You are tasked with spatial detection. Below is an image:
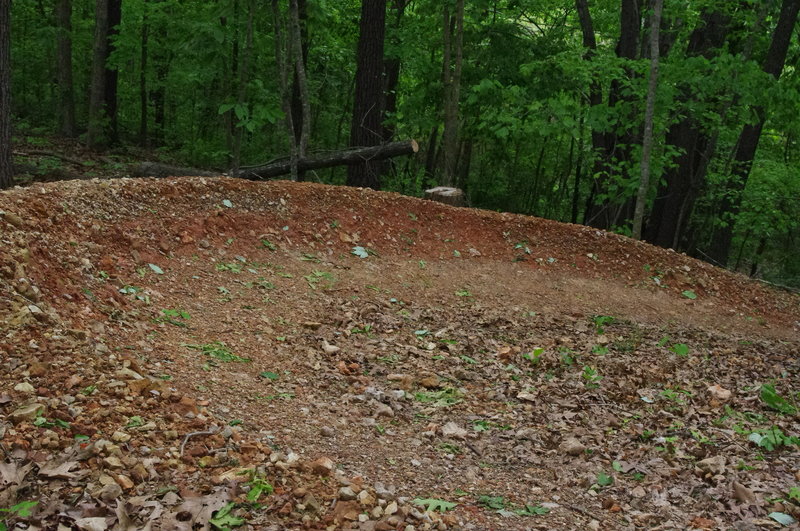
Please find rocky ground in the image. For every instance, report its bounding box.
[1,177,799,530]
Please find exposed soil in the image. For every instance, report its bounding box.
[1,177,798,531]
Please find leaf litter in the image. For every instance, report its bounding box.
[0,177,798,529]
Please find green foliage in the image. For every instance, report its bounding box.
[185,341,251,363]
[748,426,800,451]
[412,498,457,513]
[209,502,245,530]
[760,384,797,415]
[414,388,463,407]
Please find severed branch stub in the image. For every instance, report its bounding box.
[239,139,418,180]
[179,426,220,457]
[424,186,466,207]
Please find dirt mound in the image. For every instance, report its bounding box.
[1,177,798,530]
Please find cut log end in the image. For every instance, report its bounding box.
[424,186,466,207]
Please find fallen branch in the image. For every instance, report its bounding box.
[132,162,220,178]
[179,427,220,457]
[239,139,418,180]
[15,150,92,167]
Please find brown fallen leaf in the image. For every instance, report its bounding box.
[732,481,758,505]
[38,460,82,480]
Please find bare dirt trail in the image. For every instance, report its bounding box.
[1,177,798,530]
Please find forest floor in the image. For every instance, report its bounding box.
[1,175,799,531]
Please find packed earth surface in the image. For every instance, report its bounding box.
[1,176,799,531]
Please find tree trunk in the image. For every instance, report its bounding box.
[632,0,663,240]
[645,10,729,249]
[139,0,148,144]
[382,0,408,143]
[271,0,298,180]
[584,0,640,230]
[346,0,387,189]
[56,0,76,138]
[241,139,418,180]
[231,0,255,178]
[442,0,464,186]
[289,0,308,148]
[707,0,800,266]
[0,0,11,189]
[87,0,110,149]
[105,0,121,142]
[289,0,311,161]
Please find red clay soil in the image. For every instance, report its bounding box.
[0,177,798,530]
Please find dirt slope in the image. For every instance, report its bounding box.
[1,177,798,530]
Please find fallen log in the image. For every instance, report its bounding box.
[239,139,418,180]
[424,186,466,207]
[131,162,220,178]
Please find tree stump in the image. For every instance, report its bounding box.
[424,186,466,207]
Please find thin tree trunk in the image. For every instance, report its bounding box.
[708,0,800,265]
[347,0,387,189]
[632,0,663,240]
[289,0,307,147]
[290,0,311,160]
[231,0,255,178]
[382,0,407,143]
[139,0,149,144]
[424,125,439,180]
[88,0,110,149]
[105,0,121,142]
[645,10,729,249]
[0,0,11,189]
[271,0,298,180]
[584,0,640,229]
[442,0,464,186]
[56,0,76,138]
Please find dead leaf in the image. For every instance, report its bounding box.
[732,481,758,505]
[39,460,82,479]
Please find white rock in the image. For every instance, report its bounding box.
[441,422,468,440]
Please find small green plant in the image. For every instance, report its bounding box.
[33,416,70,429]
[126,416,144,428]
[559,348,576,366]
[592,315,615,334]
[748,426,800,451]
[209,502,245,530]
[300,253,321,262]
[787,486,800,503]
[155,308,191,327]
[412,498,457,513]
[259,371,279,380]
[596,471,614,487]
[240,469,274,503]
[185,342,251,363]
[681,290,697,299]
[592,345,609,355]
[522,347,544,365]
[472,419,510,432]
[414,388,463,407]
[582,366,602,388]
[216,262,243,273]
[455,288,472,297]
[670,343,690,357]
[437,443,463,455]
[0,501,38,530]
[304,270,335,289]
[660,387,691,405]
[476,495,547,517]
[260,239,277,251]
[760,384,797,414]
